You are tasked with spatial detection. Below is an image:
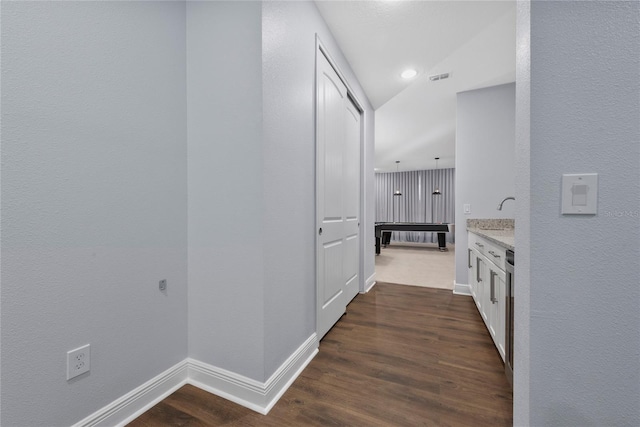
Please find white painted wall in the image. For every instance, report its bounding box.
[1,0,375,422]
[363,113,376,289]
[186,0,374,382]
[187,0,375,383]
[454,83,516,284]
[186,0,266,381]
[516,1,640,425]
[363,109,376,289]
[261,0,375,377]
[0,2,188,425]
[514,1,531,423]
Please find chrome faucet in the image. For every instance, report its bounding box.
[497,196,515,211]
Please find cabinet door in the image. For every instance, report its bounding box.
[476,254,486,318]
[468,248,477,299]
[468,232,507,362]
[487,266,506,361]
[495,268,506,361]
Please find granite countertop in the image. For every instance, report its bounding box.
[467,219,514,251]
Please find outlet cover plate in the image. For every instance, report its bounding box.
[67,344,90,380]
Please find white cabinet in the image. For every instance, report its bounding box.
[467,248,478,302]
[468,232,506,361]
[487,266,506,358]
[477,254,488,321]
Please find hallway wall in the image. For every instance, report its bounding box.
[455,83,516,285]
[1,2,188,425]
[186,0,266,381]
[517,1,640,424]
[261,0,375,377]
[186,0,374,383]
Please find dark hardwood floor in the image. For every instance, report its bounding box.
[128,282,512,426]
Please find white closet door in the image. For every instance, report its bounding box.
[343,97,360,305]
[316,51,361,340]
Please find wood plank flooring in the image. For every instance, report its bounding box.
[128,282,512,426]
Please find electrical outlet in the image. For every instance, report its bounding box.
[67,344,90,380]
[159,279,167,291]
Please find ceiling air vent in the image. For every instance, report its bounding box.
[429,72,450,82]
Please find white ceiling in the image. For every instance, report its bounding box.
[314,0,516,172]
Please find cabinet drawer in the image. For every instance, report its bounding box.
[468,232,505,271]
[484,239,505,271]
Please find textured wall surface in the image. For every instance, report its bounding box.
[186,0,266,381]
[454,83,516,284]
[524,1,640,425]
[261,0,374,379]
[261,0,322,378]
[188,0,375,383]
[363,103,376,288]
[1,1,377,423]
[513,1,531,424]
[1,2,188,425]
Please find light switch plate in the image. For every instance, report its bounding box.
[464,204,471,214]
[561,173,598,215]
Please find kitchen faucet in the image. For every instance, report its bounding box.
[497,196,515,210]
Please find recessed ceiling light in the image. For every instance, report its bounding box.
[401,69,418,79]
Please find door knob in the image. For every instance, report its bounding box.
[318,228,323,235]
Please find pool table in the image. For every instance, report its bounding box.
[375,222,452,255]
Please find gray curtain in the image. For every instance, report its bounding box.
[375,168,455,244]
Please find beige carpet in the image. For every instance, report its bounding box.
[375,242,455,290]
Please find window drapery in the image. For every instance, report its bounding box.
[375,168,455,244]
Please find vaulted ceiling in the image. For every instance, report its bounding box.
[314,0,516,172]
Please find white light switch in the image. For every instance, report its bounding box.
[562,173,598,215]
[464,204,471,214]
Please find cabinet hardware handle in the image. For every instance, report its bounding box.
[475,242,484,248]
[488,250,501,259]
[490,271,497,303]
[318,228,323,235]
[476,257,482,282]
[468,249,472,268]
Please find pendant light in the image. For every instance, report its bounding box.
[392,161,402,223]
[393,161,402,196]
[432,157,442,195]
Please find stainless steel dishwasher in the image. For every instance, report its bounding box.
[505,249,514,388]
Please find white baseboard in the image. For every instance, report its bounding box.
[363,272,376,293]
[189,333,318,415]
[74,334,319,426]
[73,360,189,427]
[453,281,472,296]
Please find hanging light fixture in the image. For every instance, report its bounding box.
[393,161,402,196]
[432,157,442,195]
[392,161,402,223]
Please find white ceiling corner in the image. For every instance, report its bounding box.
[314,0,516,172]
